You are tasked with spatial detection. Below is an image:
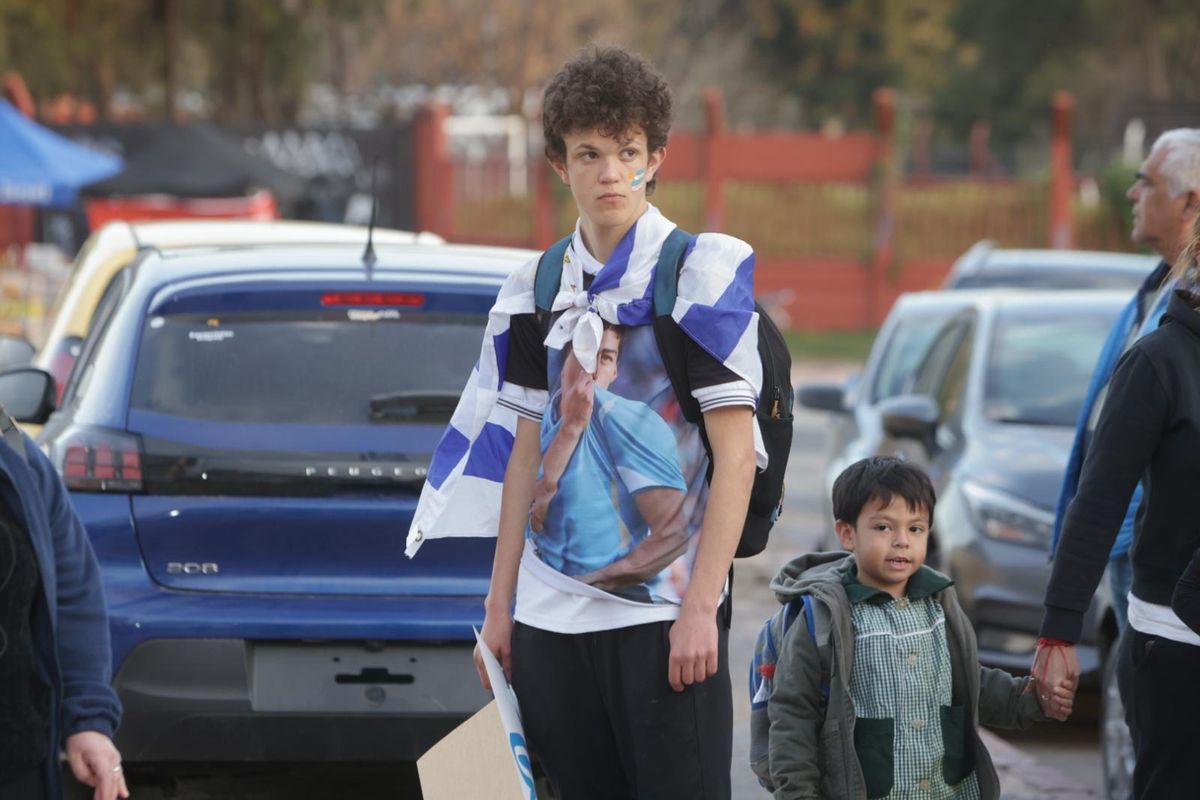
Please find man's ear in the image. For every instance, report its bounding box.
[834,519,856,552]
[1183,189,1200,215]
[549,157,569,185]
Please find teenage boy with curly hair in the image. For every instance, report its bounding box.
[470,46,761,799]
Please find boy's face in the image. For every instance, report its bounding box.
[551,127,665,234]
[835,495,930,599]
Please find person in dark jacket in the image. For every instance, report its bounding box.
[0,418,126,800]
[1038,232,1200,797]
[1051,128,1200,632]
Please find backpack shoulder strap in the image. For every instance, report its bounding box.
[800,594,832,710]
[0,406,27,464]
[652,227,694,317]
[534,235,573,314]
[651,228,703,425]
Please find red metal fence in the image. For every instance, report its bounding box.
[412,88,1087,331]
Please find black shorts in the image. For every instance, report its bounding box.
[511,611,731,800]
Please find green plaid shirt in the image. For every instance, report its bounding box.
[845,567,981,800]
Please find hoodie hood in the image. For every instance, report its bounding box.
[770,550,854,603]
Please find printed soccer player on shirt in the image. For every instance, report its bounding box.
[529,323,689,602]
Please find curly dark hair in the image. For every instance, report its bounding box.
[542,46,672,195]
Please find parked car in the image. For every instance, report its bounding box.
[798,291,983,550]
[799,290,1125,677]
[0,240,532,766]
[33,219,444,402]
[942,240,1157,291]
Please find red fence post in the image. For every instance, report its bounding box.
[869,87,897,328]
[703,88,725,232]
[413,101,453,239]
[1049,91,1075,249]
[969,121,991,177]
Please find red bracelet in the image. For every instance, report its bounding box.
[1037,637,1073,648]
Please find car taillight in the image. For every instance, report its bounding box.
[47,339,81,404]
[54,427,143,492]
[320,292,424,307]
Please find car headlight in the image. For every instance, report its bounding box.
[961,481,1054,548]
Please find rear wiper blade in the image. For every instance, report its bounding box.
[369,391,461,421]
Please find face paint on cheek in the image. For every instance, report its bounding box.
[628,168,647,191]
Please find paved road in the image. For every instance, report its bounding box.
[121,363,1103,799]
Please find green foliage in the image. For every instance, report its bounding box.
[0,0,384,124]
[1098,159,1137,241]
[783,328,876,363]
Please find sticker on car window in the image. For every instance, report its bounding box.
[188,330,235,343]
[347,309,401,322]
[149,317,165,329]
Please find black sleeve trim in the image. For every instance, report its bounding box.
[685,335,742,390]
[505,313,548,391]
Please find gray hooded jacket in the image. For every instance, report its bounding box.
[766,552,1044,799]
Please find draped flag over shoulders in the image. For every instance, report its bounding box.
[406,206,761,557]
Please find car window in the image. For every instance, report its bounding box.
[934,326,973,427]
[909,314,971,399]
[60,269,130,408]
[130,309,486,425]
[984,308,1114,426]
[869,310,958,403]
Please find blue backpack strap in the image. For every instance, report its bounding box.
[800,595,831,711]
[652,227,694,317]
[534,235,573,313]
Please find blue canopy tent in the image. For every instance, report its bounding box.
[0,99,122,208]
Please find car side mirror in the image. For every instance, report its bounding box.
[0,368,56,424]
[0,334,35,372]
[879,394,939,450]
[797,383,847,414]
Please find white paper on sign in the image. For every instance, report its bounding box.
[474,628,536,800]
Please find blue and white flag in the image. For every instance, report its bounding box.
[406,206,761,557]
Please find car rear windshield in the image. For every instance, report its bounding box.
[984,308,1114,426]
[130,310,483,425]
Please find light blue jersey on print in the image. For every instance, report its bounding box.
[530,386,686,581]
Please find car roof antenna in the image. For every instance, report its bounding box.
[361,161,379,276]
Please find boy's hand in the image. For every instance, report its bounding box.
[475,609,514,691]
[667,604,718,692]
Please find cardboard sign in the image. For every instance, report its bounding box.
[416,632,536,800]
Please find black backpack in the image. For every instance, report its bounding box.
[534,228,792,558]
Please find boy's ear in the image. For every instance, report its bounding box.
[834,519,856,552]
[646,146,666,184]
[549,157,569,185]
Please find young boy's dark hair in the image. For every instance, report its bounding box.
[831,456,936,526]
[541,46,672,195]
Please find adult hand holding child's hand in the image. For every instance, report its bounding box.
[1030,639,1079,721]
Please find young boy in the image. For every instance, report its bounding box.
[410,46,761,799]
[767,457,1073,799]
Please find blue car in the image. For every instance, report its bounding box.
[0,241,533,764]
